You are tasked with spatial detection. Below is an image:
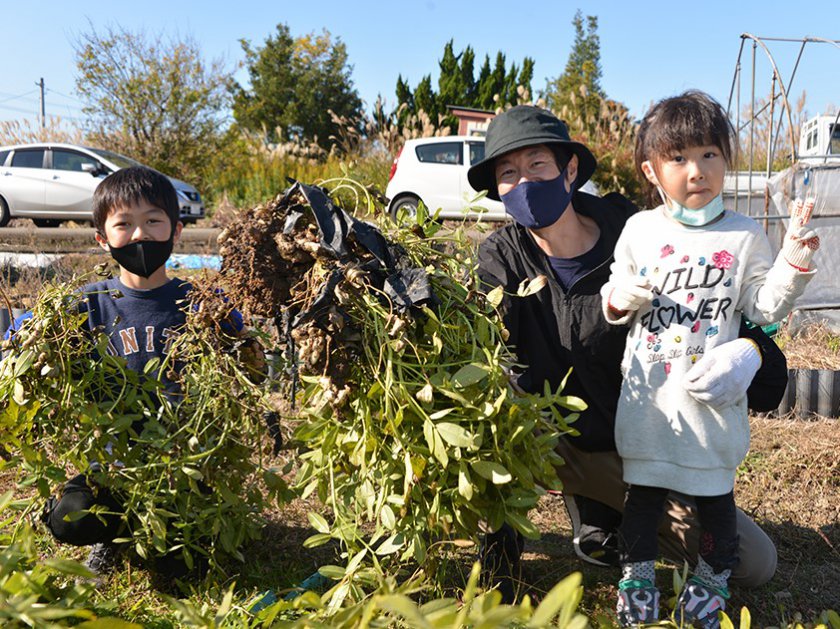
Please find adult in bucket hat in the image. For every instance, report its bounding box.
[468,105,596,202]
[471,105,786,603]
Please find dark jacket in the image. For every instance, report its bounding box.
[477,191,788,452]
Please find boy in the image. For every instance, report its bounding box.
[8,166,243,580]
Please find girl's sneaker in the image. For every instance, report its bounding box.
[674,577,729,629]
[616,578,660,627]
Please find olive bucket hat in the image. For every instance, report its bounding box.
[467,105,597,201]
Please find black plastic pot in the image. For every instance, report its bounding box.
[775,368,840,418]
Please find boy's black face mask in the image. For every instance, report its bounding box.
[108,239,173,278]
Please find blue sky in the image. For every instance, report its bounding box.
[3,0,838,128]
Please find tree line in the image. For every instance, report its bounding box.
[69,12,608,184]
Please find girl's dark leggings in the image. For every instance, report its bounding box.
[619,484,740,573]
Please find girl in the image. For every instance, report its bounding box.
[601,91,819,628]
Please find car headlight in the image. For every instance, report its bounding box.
[176,189,200,202]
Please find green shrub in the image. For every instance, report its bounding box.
[0,277,286,576]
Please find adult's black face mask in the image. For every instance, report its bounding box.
[107,239,173,278]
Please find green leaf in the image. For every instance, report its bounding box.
[377,594,432,629]
[423,419,435,453]
[486,285,505,308]
[429,408,455,420]
[527,572,581,627]
[375,533,406,555]
[75,618,142,629]
[720,611,735,629]
[108,414,135,434]
[554,395,588,412]
[470,460,512,484]
[27,610,94,621]
[418,598,459,625]
[431,427,449,468]
[308,512,330,534]
[380,504,396,530]
[13,380,27,404]
[739,606,751,629]
[425,419,448,468]
[181,466,203,480]
[318,565,346,580]
[12,349,35,377]
[504,493,540,509]
[42,558,96,578]
[303,533,331,548]
[0,491,12,513]
[215,586,235,624]
[345,548,368,574]
[506,511,540,540]
[451,363,489,388]
[458,463,474,501]
[436,422,473,448]
[517,274,548,297]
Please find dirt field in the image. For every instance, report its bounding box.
[244,414,839,626]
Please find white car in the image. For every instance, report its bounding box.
[0,143,205,227]
[385,136,506,221]
[385,136,598,222]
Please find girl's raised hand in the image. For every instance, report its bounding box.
[782,197,820,271]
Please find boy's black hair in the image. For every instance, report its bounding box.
[634,90,737,207]
[93,166,180,236]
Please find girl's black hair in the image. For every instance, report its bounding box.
[634,90,737,206]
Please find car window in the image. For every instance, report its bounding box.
[52,149,100,172]
[88,147,142,169]
[416,142,463,165]
[10,149,46,169]
[830,123,840,155]
[0,150,10,167]
[468,142,485,165]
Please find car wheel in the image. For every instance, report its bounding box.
[0,197,9,227]
[33,219,61,228]
[389,194,420,223]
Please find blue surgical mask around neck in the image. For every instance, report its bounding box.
[658,187,726,227]
[500,168,575,229]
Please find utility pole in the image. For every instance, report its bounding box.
[36,77,45,128]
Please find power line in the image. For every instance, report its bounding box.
[0,90,38,106]
[45,98,86,113]
[0,89,37,98]
[45,88,87,108]
[0,103,40,115]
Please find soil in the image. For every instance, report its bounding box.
[248,414,839,626]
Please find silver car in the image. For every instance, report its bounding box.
[0,143,205,227]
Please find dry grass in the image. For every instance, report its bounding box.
[236,413,840,627]
[733,417,840,621]
[2,407,837,626]
[775,322,840,370]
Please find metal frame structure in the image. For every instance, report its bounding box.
[726,34,840,216]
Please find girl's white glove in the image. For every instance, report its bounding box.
[783,197,820,271]
[607,279,653,314]
[682,338,762,409]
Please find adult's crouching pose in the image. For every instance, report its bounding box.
[467,105,786,603]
